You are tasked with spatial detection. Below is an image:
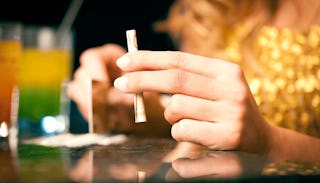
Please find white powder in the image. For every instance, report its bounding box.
[22,133,127,148]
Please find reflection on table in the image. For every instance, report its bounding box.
[1,135,320,182]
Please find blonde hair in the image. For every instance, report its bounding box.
[155,0,278,59]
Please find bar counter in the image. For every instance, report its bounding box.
[1,135,320,183]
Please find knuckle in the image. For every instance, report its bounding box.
[130,50,148,64]
[225,135,241,150]
[73,69,82,79]
[73,68,89,81]
[169,94,184,113]
[102,43,125,51]
[229,127,242,148]
[230,115,245,140]
[171,121,186,141]
[233,85,250,105]
[226,65,250,105]
[171,119,193,142]
[217,125,243,150]
[236,107,247,122]
[79,48,98,65]
[164,108,176,124]
[172,165,189,178]
[169,69,187,91]
[128,72,142,91]
[228,63,243,78]
[164,94,184,123]
[169,51,186,69]
[228,104,247,124]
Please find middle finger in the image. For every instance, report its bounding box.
[114,69,232,101]
[164,94,241,124]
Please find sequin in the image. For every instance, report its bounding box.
[225,26,320,137]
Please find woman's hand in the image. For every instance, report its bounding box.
[114,51,272,154]
[68,44,129,119]
[169,151,268,180]
[68,44,171,137]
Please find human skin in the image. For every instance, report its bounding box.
[113,50,320,163]
[68,0,320,169]
[68,44,127,120]
[67,44,320,163]
[67,44,171,137]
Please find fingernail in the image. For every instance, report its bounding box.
[116,56,130,69]
[114,76,128,91]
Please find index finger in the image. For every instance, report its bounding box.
[116,51,237,79]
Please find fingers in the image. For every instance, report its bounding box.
[114,50,248,102]
[69,44,126,120]
[67,74,91,120]
[171,119,241,150]
[111,50,268,154]
[79,47,109,81]
[115,69,208,95]
[116,50,238,79]
[80,44,125,82]
[172,152,242,179]
[114,69,243,101]
[107,87,134,105]
[164,94,244,124]
[80,44,126,66]
[172,157,216,179]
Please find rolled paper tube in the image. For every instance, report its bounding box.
[126,29,147,123]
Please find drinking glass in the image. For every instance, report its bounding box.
[18,25,73,139]
[0,22,21,149]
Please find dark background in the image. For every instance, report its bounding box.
[0,0,176,133]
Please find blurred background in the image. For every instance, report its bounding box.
[0,0,176,134]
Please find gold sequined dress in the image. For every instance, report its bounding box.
[227,25,320,137]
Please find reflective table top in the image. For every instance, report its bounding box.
[1,135,320,183]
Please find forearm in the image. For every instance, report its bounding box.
[268,124,320,163]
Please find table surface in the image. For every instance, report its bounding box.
[1,135,320,183]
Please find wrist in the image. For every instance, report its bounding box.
[266,124,320,163]
[265,124,285,162]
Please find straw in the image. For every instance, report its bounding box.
[56,0,84,45]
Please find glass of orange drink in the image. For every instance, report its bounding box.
[0,22,21,150]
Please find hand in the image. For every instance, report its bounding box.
[169,151,268,180]
[68,44,171,137]
[114,51,272,154]
[68,44,129,119]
